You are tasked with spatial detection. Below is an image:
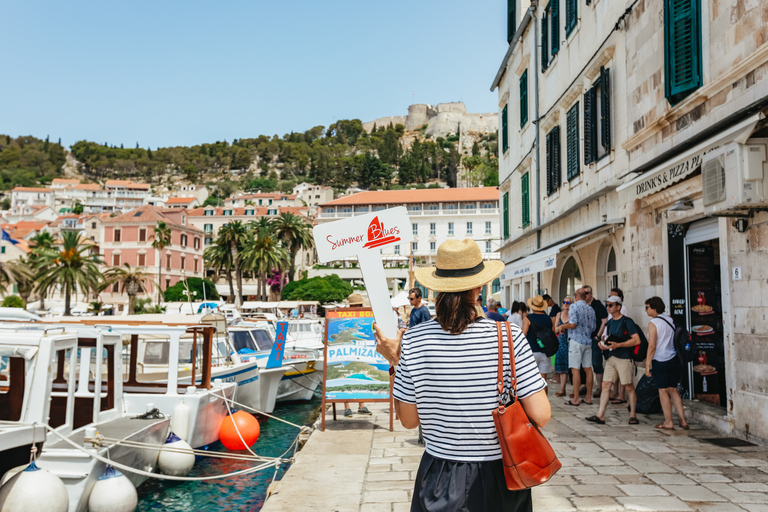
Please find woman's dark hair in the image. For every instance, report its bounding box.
[645,296,666,314]
[435,290,479,335]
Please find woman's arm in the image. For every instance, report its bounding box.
[645,322,657,377]
[373,323,404,366]
[519,389,551,427]
[522,316,530,336]
[394,400,420,429]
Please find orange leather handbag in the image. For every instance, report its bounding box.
[492,322,562,490]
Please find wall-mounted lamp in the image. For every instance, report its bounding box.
[735,218,749,233]
[669,199,694,211]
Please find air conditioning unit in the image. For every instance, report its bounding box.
[703,141,768,214]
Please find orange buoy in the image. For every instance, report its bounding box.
[219,411,261,450]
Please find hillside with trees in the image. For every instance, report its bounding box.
[1,119,498,195]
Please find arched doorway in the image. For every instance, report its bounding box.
[559,256,582,301]
[606,247,618,294]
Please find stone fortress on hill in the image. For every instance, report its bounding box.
[363,102,498,137]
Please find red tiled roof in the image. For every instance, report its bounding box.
[12,187,51,193]
[165,197,195,204]
[103,205,202,232]
[105,180,151,190]
[68,184,100,190]
[321,187,499,206]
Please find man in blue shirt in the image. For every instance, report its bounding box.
[485,298,505,322]
[408,288,431,327]
[556,288,595,406]
[586,295,640,425]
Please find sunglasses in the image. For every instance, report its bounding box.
[562,301,571,305]
[408,297,417,301]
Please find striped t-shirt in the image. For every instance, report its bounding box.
[393,318,547,462]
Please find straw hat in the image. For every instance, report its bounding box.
[414,239,504,293]
[347,293,365,306]
[527,295,547,312]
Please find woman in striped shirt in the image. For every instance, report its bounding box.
[374,239,551,511]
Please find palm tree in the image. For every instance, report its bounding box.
[216,220,249,306]
[241,219,288,301]
[151,221,172,305]
[28,232,55,309]
[35,231,104,316]
[0,259,33,297]
[273,212,314,283]
[204,243,235,302]
[12,259,36,306]
[103,263,154,314]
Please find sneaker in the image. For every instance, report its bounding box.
[357,407,372,415]
[344,408,353,417]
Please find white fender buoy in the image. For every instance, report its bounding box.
[88,465,137,512]
[0,461,68,512]
[171,399,191,442]
[158,432,195,477]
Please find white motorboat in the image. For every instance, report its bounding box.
[229,324,322,402]
[287,318,325,351]
[0,327,170,512]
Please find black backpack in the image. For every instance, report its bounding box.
[659,317,695,364]
[612,317,648,363]
[531,322,559,358]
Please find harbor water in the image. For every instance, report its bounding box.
[137,399,322,511]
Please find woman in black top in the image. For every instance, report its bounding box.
[522,295,556,388]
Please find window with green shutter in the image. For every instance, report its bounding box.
[507,0,516,43]
[520,71,528,127]
[583,67,612,163]
[541,9,549,72]
[664,0,702,104]
[565,0,577,36]
[566,102,579,180]
[550,0,559,55]
[546,126,561,196]
[502,105,509,153]
[503,192,510,237]
[521,173,530,228]
[541,1,559,70]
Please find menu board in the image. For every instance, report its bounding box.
[687,242,725,406]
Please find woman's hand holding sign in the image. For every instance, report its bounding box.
[373,322,403,366]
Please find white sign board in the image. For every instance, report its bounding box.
[732,266,742,281]
[313,206,413,338]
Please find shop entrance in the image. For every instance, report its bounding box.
[684,219,726,407]
[559,256,582,302]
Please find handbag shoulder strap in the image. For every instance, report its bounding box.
[503,322,518,394]
[495,322,504,404]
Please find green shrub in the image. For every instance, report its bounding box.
[1,295,24,308]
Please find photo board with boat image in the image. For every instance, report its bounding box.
[321,307,393,431]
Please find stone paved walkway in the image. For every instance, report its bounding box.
[262,398,768,512]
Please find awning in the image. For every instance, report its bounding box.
[502,221,624,281]
[617,113,762,204]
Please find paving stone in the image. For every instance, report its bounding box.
[616,484,669,496]
[579,457,627,466]
[366,472,412,482]
[730,459,768,468]
[595,465,639,475]
[626,459,677,473]
[646,473,697,485]
[741,505,768,512]
[572,474,621,484]
[616,496,693,511]
[662,484,728,502]
[688,473,734,483]
[703,482,737,492]
[362,490,409,503]
[571,484,621,496]
[731,482,768,492]
[690,458,735,467]
[531,494,577,511]
[695,504,747,512]
[360,505,391,512]
[363,480,415,492]
[570,497,624,511]
[716,491,768,504]
[537,485,575,497]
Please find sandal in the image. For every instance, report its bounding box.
[679,423,690,430]
[610,399,627,405]
[564,400,580,406]
[655,424,675,430]
[629,417,639,425]
[555,392,566,397]
[585,415,605,424]
[582,400,593,405]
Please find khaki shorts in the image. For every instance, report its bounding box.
[603,357,635,386]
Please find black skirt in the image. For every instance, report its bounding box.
[411,451,533,512]
[651,357,681,389]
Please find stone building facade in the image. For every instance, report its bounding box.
[495,0,768,442]
[363,102,498,138]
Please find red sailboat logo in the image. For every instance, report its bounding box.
[361,216,401,249]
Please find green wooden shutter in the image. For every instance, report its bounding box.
[541,11,549,71]
[552,126,561,192]
[520,71,528,127]
[665,0,702,102]
[502,105,509,152]
[566,0,577,36]
[567,102,579,180]
[521,173,530,227]
[546,130,553,195]
[550,0,560,56]
[583,88,595,164]
[600,67,611,151]
[503,192,510,237]
[507,0,516,43]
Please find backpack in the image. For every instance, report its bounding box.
[610,317,648,363]
[659,317,695,364]
[537,328,559,358]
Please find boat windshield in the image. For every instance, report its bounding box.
[252,330,273,351]
[229,331,256,352]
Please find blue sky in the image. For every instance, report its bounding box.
[1,1,506,149]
